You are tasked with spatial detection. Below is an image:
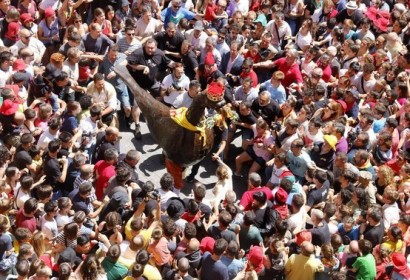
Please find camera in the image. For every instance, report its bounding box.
[146,189,161,200]
[172,83,183,91]
[271,122,282,131]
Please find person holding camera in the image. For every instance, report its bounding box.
[160,62,190,107]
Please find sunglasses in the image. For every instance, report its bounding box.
[127,33,135,36]
[173,5,181,8]
[74,20,82,23]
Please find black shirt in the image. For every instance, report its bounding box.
[181,50,199,80]
[43,154,61,188]
[310,142,335,170]
[92,132,120,164]
[251,98,281,125]
[82,33,114,55]
[363,223,384,248]
[335,9,364,26]
[154,31,184,61]
[307,184,329,207]
[12,146,32,170]
[127,48,171,89]
[311,221,331,246]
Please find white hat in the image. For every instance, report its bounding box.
[193,21,204,31]
[346,1,358,10]
[394,3,406,12]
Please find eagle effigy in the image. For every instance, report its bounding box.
[114,65,229,189]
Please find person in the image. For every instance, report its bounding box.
[285,241,324,279]
[199,238,229,280]
[160,62,189,106]
[351,239,376,280]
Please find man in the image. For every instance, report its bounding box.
[305,170,330,213]
[332,123,348,154]
[82,23,114,75]
[239,172,274,211]
[197,52,224,90]
[127,38,174,97]
[199,239,229,280]
[233,77,258,107]
[117,26,142,55]
[15,198,38,233]
[43,139,68,198]
[157,173,178,211]
[310,134,337,170]
[184,21,208,56]
[135,6,162,40]
[285,241,324,279]
[173,80,200,109]
[101,244,128,280]
[160,62,190,106]
[0,51,13,88]
[154,22,184,61]
[259,71,286,105]
[93,127,120,164]
[251,191,279,238]
[309,209,331,246]
[352,63,376,94]
[199,37,222,67]
[98,44,132,126]
[255,49,303,89]
[214,28,230,58]
[11,133,38,174]
[180,40,199,81]
[347,132,369,163]
[251,91,281,126]
[161,0,199,28]
[117,149,141,185]
[336,0,364,26]
[86,73,118,126]
[265,12,291,50]
[360,207,384,248]
[59,32,85,57]
[207,211,236,242]
[220,241,245,279]
[220,41,244,85]
[10,29,45,65]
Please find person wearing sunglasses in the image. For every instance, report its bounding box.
[161,0,202,29]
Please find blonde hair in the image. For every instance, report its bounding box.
[32,232,46,257]
[216,165,229,180]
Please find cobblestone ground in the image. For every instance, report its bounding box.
[118,116,250,200]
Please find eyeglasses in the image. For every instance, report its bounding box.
[127,33,135,36]
[173,5,181,8]
[74,20,82,23]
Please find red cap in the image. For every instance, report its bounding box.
[13,59,27,72]
[5,22,20,40]
[0,99,19,115]
[275,187,288,204]
[199,237,215,254]
[207,81,224,102]
[204,52,215,65]
[44,7,55,18]
[365,6,377,21]
[20,13,34,24]
[246,246,264,273]
[296,230,312,246]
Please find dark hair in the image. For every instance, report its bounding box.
[358,239,372,255]
[160,173,174,191]
[93,73,104,82]
[107,244,121,261]
[243,211,256,226]
[48,139,61,153]
[44,201,58,213]
[218,211,233,228]
[252,191,267,205]
[79,181,92,195]
[213,239,228,256]
[23,198,37,214]
[184,223,197,239]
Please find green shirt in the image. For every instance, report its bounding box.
[101,257,128,280]
[352,254,376,280]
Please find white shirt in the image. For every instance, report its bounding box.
[157,188,178,211]
[266,20,292,48]
[10,37,46,64]
[40,215,58,241]
[37,128,59,150]
[185,29,208,51]
[86,81,117,110]
[135,18,161,39]
[0,67,12,88]
[161,73,190,105]
[382,202,400,229]
[39,0,60,10]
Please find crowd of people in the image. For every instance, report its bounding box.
[0,0,410,278]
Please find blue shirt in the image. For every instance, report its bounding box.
[161,7,195,29]
[200,252,229,280]
[260,80,286,105]
[373,118,386,134]
[338,223,360,241]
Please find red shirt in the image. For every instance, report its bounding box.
[94,160,116,200]
[275,58,303,88]
[240,186,274,211]
[15,208,37,233]
[204,3,217,21]
[240,70,259,88]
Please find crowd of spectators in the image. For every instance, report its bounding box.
[0,0,410,279]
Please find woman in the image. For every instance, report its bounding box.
[55,222,79,251]
[372,132,392,166]
[375,165,395,204]
[383,226,405,254]
[278,97,297,125]
[211,156,233,209]
[92,8,114,40]
[295,19,313,52]
[65,12,87,39]
[56,197,73,231]
[105,5,122,38]
[318,243,340,274]
[75,254,107,280]
[342,19,355,40]
[347,188,368,220]
[37,7,60,65]
[32,232,53,268]
[266,152,294,188]
[18,0,38,20]
[98,211,123,245]
[311,0,337,39]
[312,101,345,123]
[284,0,304,35]
[235,119,274,177]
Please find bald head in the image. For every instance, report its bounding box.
[301,241,314,256]
[188,238,200,252]
[178,258,190,273]
[349,240,359,254]
[13,112,25,125]
[19,29,30,38]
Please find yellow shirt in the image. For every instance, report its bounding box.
[125,217,153,249]
[122,264,162,280]
[285,254,324,280]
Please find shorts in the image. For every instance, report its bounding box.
[116,85,131,108]
[246,146,266,167]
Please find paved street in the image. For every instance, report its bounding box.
[118,116,250,200]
